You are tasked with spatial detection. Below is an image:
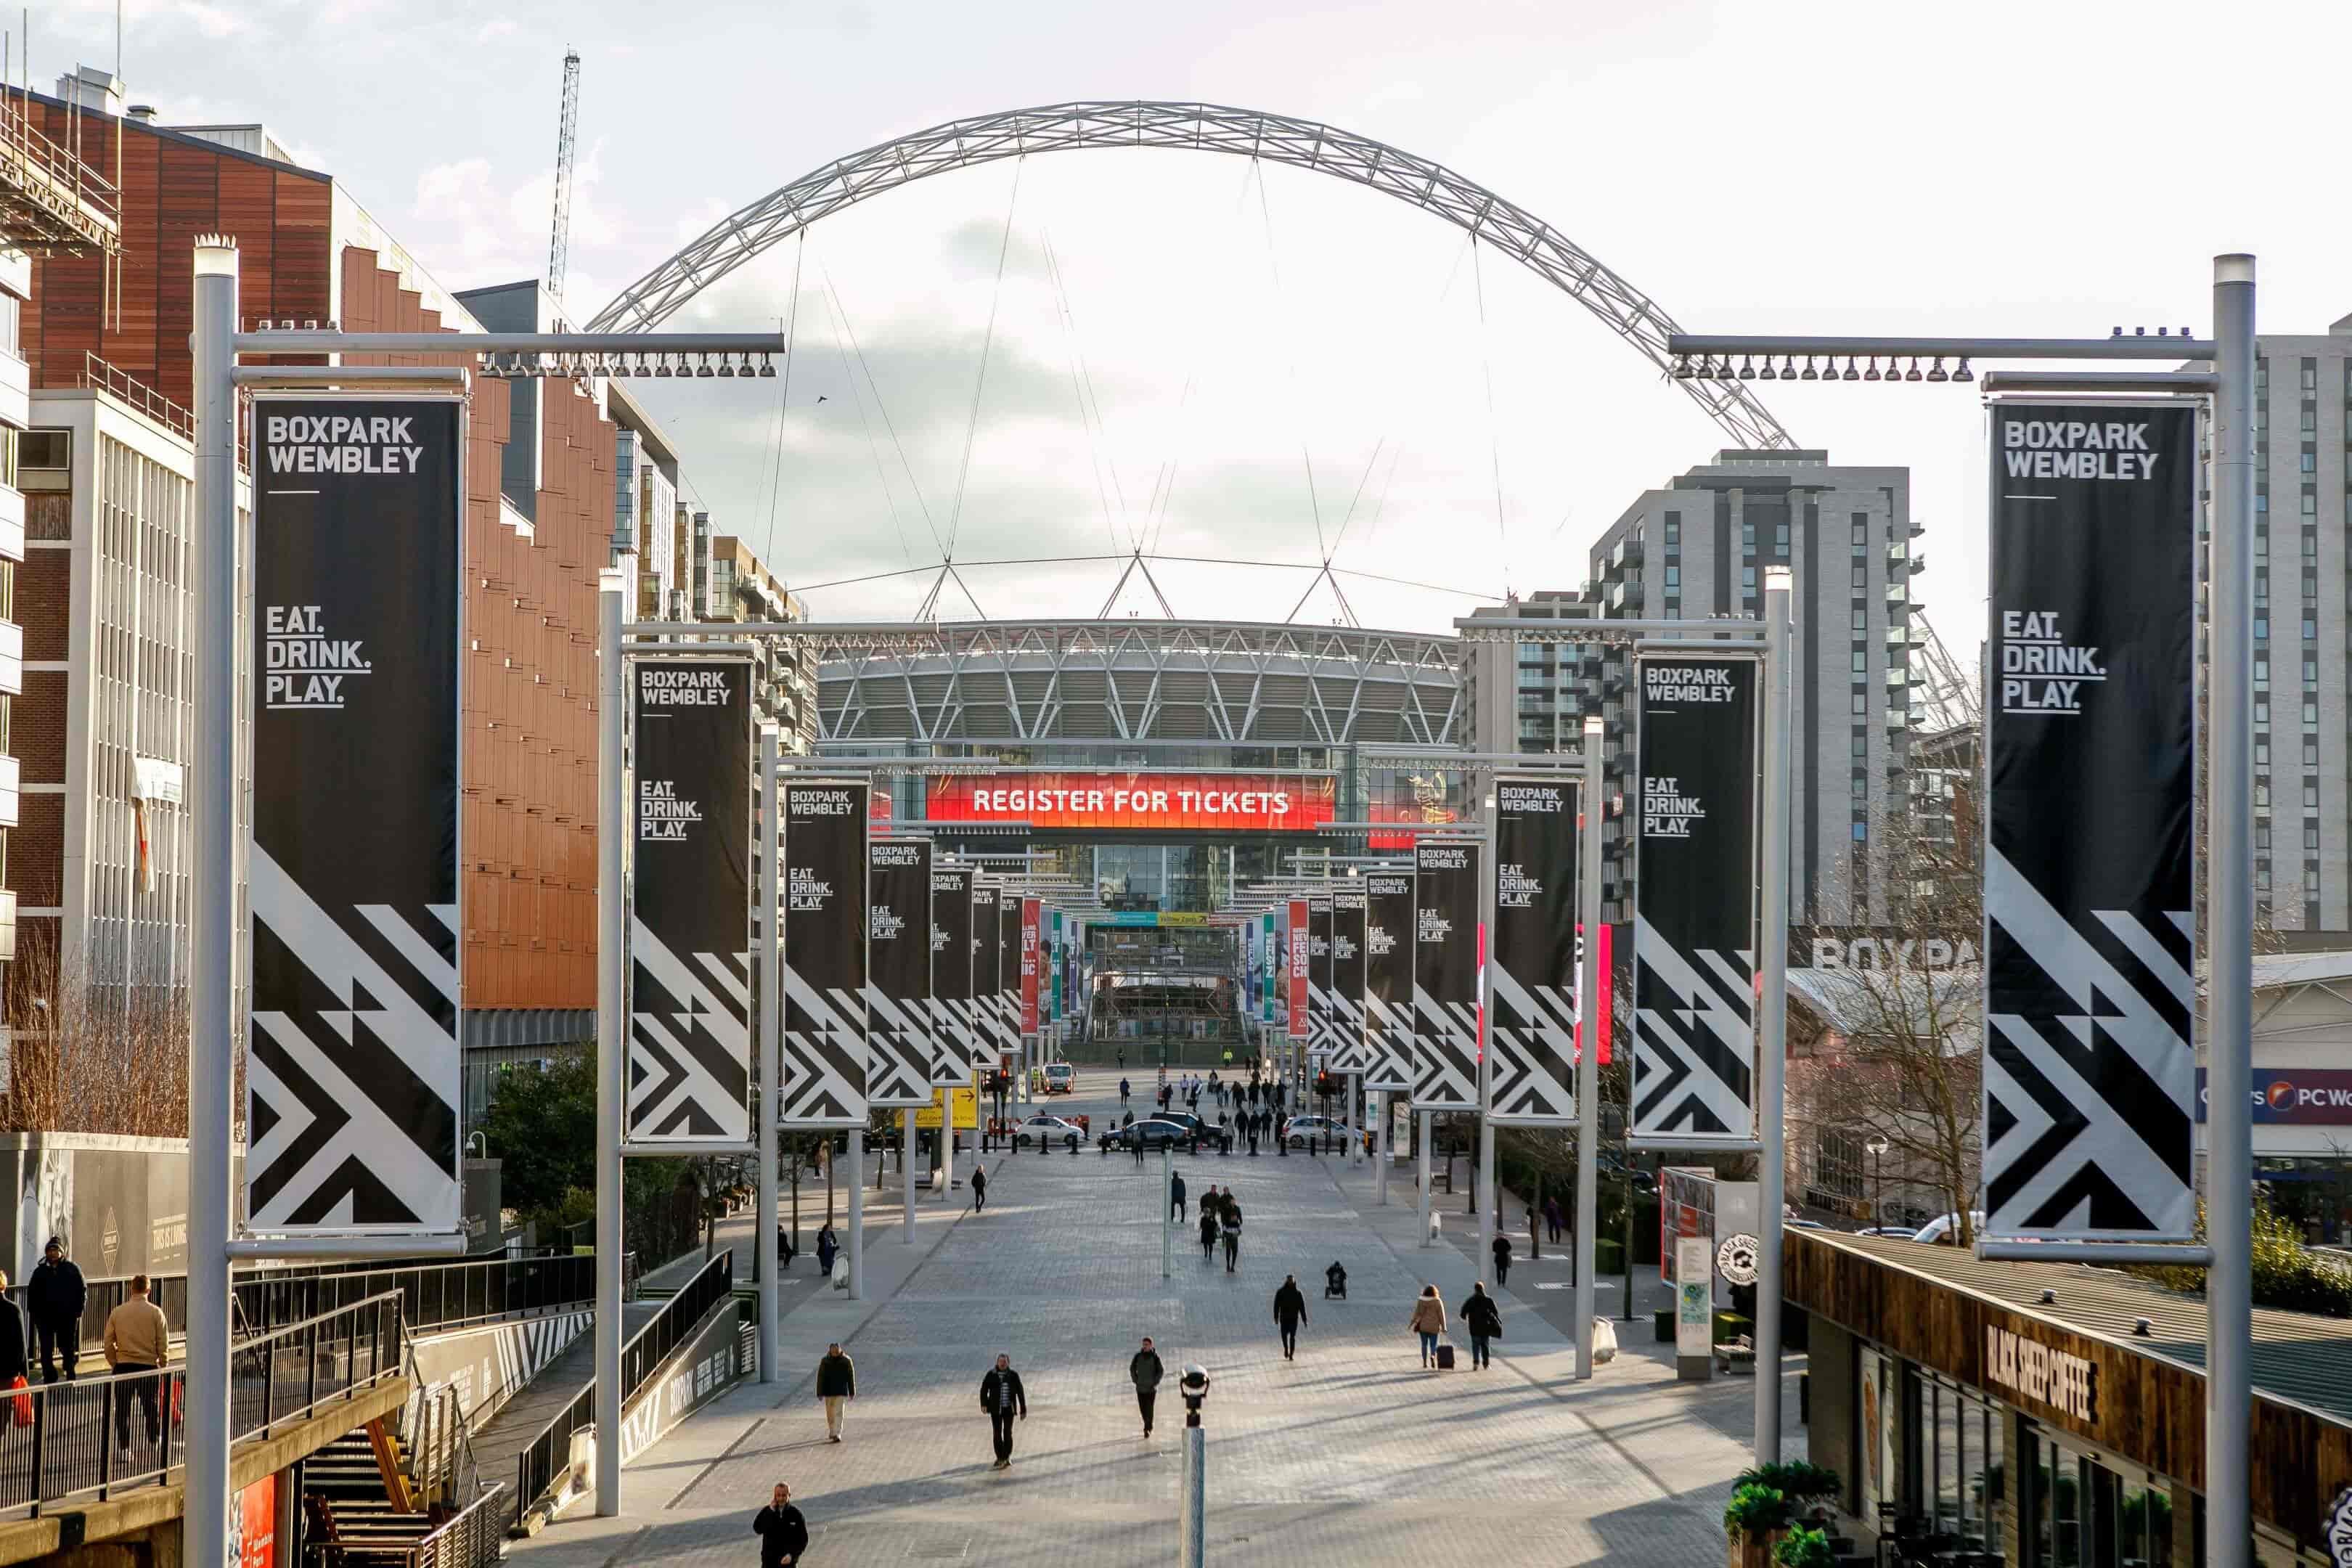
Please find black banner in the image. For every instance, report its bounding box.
[930,865,975,1085]
[1631,656,1758,1141]
[1984,401,2198,1241]
[866,838,934,1108]
[1491,775,1580,1125]
[1329,888,1369,1073]
[1410,841,1479,1109]
[1307,894,1334,1069]
[1363,870,1416,1091]
[626,661,753,1143]
[998,899,1024,1063]
[248,395,463,1231]
[780,778,868,1126]
[971,881,1002,1068]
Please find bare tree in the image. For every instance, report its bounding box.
[1,926,191,1138]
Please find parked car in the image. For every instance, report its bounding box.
[1151,1110,1209,1138]
[1013,1115,1086,1150]
[1043,1063,1076,1094]
[1281,1114,1346,1149]
[1854,1225,1921,1239]
[1111,1119,1193,1151]
[1911,1211,1988,1246]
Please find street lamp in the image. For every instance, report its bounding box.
[1179,1365,1211,1568]
[1864,1134,1891,1229]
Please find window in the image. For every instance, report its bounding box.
[2255,695,2271,724]
[1741,520,1755,552]
[2255,738,2270,766]
[1663,565,1680,588]
[1663,514,1680,546]
[2306,780,2321,809]
[1852,821,1868,841]
[19,430,68,470]
[1742,566,1757,589]
[2306,614,2319,641]
[1851,773,1867,799]
[1852,520,1869,545]
[2255,654,2270,686]
[1775,523,1789,552]
[2306,698,2320,729]
[1914,1379,1998,1551]
[2308,824,2322,852]
[1852,606,1867,630]
[1852,564,1868,589]
[1852,650,1869,674]
[2306,653,2320,685]
[1851,735,1868,759]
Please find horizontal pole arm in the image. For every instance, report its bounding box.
[1980,370,2219,393]
[1668,332,2213,362]
[1975,1241,2215,1265]
[620,1143,761,1157]
[1625,1138,1763,1154]
[229,1232,470,1260]
[1454,616,1763,638]
[233,331,787,354]
[626,641,760,656]
[234,366,469,386]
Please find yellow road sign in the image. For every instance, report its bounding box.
[915,1085,978,1130]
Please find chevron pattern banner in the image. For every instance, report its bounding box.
[246,395,464,1232]
[1307,895,1335,1069]
[1630,656,1758,1143]
[971,884,1003,1068]
[1490,777,1580,1125]
[1409,841,1479,1110]
[1329,889,1371,1073]
[1362,870,1416,1091]
[997,900,1025,1064]
[781,779,870,1127]
[929,866,976,1085]
[865,838,934,1108]
[626,659,753,1144]
[1983,401,2198,1241]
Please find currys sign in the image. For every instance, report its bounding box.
[926,772,1335,832]
[2196,1068,2352,1125]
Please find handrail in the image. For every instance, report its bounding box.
[510,1249,734,1528]
[81,351,192,439]
[403,1481,507,1568]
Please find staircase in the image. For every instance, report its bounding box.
[302,1425,433,1566]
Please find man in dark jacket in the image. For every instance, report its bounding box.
[979,1354,1027,1469]
[1463,1282,1503,1370]
[971,1166,989,1212]
[1272,1275,1308,1360]
[1169,1170,1186,1223]
[753,1482,809,1566]
[815,1342,855,1442]
[26,1238,84,1384]
[1491,1233,1514,1289]
[1128,1336,1163,1437]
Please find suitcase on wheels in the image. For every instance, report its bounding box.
[1434,1344,1456,1371]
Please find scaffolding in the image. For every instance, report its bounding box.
[0,88,121,257]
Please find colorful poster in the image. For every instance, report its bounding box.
[1286,899,1310,1040]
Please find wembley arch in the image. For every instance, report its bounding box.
[587,99,1797,451]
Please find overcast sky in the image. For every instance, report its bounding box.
[32,0,2350,646]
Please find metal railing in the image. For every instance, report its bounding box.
[0,1290,404,1519]
[0,91,122,249]
[81,351,195,440]
[403,1481,507,1568]
[511,1249,734,1528]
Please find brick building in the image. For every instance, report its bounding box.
[6,81,613,1106]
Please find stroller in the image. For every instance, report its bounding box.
[1323,1262,1348,1300]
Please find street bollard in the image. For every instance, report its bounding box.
[1179,1365,1210,1568]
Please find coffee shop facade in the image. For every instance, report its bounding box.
[1787,1230,2352,1567]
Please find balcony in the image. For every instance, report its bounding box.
[0,751,17,828]
[0,484,21,563]
[0,620,22,695]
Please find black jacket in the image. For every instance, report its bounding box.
[1169,1174,1185,1201]
[1129,1349,1162,1392]
[754,1503,809,1567]
[979,1367,1026,1416]
[1491,1236,1513,1262]
[816,1352,856,1397]
[1463,1292,1503,1338]
[0,1297,25,1381]
[1199,1212,1218,1246]
[25,1259,83,1328]
[971,1167,987,1192]
[1273,1283,1307,1326]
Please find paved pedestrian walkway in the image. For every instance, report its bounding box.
[507,1086,1802,1566]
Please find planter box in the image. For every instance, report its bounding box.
[1727,1529,1781,1568]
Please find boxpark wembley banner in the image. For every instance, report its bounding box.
[1983,401,2198,1242]
[248,396,464,1230]
[1631,656,1758,1143]
[626,660,753,1144]
[865,837,934,1109]
[1363,869,1416,1092]
[1490,775,1580,1125]
[998,897,1024,1061]
[1307,894,1335,1068]
[781,778,869,1127]
[1329,887,1370,1073]
[929,865,976,1085]
[1410,840,1479,1111]
[970,881,1001,1069]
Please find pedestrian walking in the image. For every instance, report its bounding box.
[1544,1195,1564,1245]
[1132,1130,1146,1167]
[1118,1048,1127,1070]
[1409,1285,1448,1369]
[1169,1170,1187,1223]
[971,1167,989,1212]
[979,1354,1027,1469]
[1273,1275,1307,1360]
[26,1238,83,1384]
[776,1226,797,1273]
[1199,1208,1219,1260]
[1491,1233,1514,1289]
[815,1342,856,1442]
[1129,1336,1164,1437]
[1221,1204,1243,1272]
[1119,1077,1131,1108]
[1463,1283,1502,1371]
[754,1482,809,1567]
[816,1224,839,1278]
[102,1275,167,1453]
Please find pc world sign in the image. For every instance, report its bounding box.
[2196,1069,2352,1125]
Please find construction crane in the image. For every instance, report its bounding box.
[546,47,581,322]
[1910,608,1979,732]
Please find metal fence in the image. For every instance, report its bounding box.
[511,1249,735,1528]
[403,1481,508,1568]
[0,1290,406,1519]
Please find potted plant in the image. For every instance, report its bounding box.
[1774,1525,1835,1568]
[1735,1461,1842,1521]
[1723,1483,1791,1568]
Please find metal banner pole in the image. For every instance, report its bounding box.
[1376,1090,1389,1204]
[1575,715,1604,1379]
[1753,568,1794,1460]
[902,1110,917,1242]
[187,234,238,1568]
[757,727,780,1384]
[848,1128,865,1300]
[1416,1111,1432,1247]
[1161,1144,1174,1281]
[595,570,626,1512]
[2206,253,2258,1568]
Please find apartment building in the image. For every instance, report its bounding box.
[705,534,818,751]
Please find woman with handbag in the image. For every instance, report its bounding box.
[1408,1285,1448,1369]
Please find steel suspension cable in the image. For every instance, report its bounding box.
[944,156,1027,560]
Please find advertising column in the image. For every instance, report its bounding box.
[1410,841,1479,1111]
[626,660,754,1143]
[780,778,870,1127]
[865,838,934,1110]
[1630,656,1760,1143]
[1983,401,2199,1241]
[247,396,463,1231]
[1489,776,1580,1125]
[929,865,975,1085]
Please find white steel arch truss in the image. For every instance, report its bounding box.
[588,100,1796,452]
[816,619,1466,748]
